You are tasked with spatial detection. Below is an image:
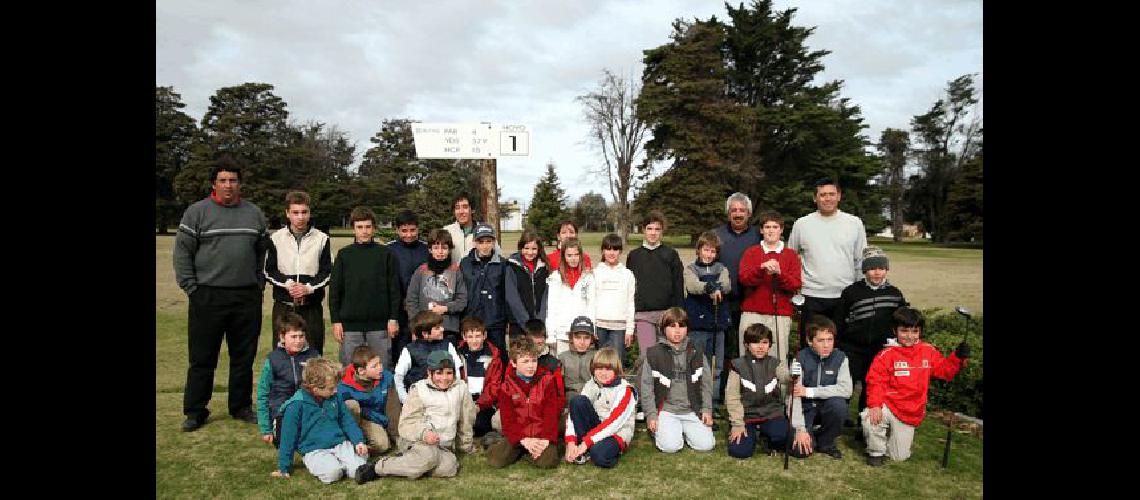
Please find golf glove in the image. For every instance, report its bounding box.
[790,360,803,378]
[956,342,971,359]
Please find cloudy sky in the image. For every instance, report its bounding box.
[156,0,982,208]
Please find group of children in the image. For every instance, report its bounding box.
[258,206,972,483]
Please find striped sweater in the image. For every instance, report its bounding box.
[564,377,637,450]
[173,197,268,295]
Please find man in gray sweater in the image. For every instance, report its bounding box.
[787,178,867,351]
[173,157,268,432]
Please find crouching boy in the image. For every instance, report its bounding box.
[486,336,562,469]
[272,358,368,483]
[257,312,321,447]
[639,307,716,453]
[337,346,399,455]
[789,317,852,460]
[564,347,637,468]
[726,323,792,458]
[355,351,476,483]
[862,307,969,466]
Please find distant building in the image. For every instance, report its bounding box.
[875,224,926,239]
[502,200,523,231]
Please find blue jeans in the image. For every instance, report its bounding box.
[726,416,790,458]
[568,396,623,467]
[688,330,725,404]
[595,327,626,363]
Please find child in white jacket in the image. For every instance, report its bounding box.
[563,347,637,468]
[590,233,636,361]
[545,238,593,355]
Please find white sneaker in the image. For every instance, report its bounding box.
[574,454,588,465]
[635,411,645,421]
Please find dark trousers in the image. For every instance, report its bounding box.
[567,396,622,468]
[796,397,846,454]
[726,416,789,459]
[392,308,410,363]
[474,406,495,437]
[719,301,744,406]
[184,286,262,420]
[271,299,325,356]
[798,296,842,350]
[486,439,560,468]
[838,342,877,411]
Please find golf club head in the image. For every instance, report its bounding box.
[791,294,805,307]
[954,306,972,318]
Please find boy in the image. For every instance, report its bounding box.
[557,316,598,406]
[546,220,593,271]
[460,222,517,363]
[355,351,477,483]
[272,358,368,483]
[627,210,685,362]
[456,316,503,437]
[788,317,852,460]
[486,336,563,469]
[725,324,791,459]
[257,312,322,447]
[521,319,566,411]
[338,346,400,455]
[738,211,801,363]
[387,210,430,363]
[443,193,477,264]
[394,310,464,404]
[329,206,402,368]
[590,233,636,360]
[265,191,333,355]
[563,347,637,468]
[639,307,715,453]
[862,307,969,466]
[682,230,731,408]
[835,246,907,416]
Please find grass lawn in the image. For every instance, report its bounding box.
[156,233,983,497]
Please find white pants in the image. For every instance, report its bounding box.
[654,410,715,453]
[861,405,916,461]
[302,440,367,484]
[738,312,792,362]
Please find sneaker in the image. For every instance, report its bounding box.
[818,447,843,460]
[636,411,645,421]
[354,462,379,484]
[866,455,886,467]
[232,407,257,424]
[181,416,205,432]
[573,454,588,465]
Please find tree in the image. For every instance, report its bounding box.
[572,192,609,232]
[404,160,482,233]
[907,74,981,243]
[577,69,650,243]
[636,1,886,239]
[877,128,909,242]
[174,82,292,220]
[156,86,198,233]
[527,162,568,244]
[273,120,357,227]
[944,149,982,242]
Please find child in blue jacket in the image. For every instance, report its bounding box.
[338,346,400,455]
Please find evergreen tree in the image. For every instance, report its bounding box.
[527,162,568,244]
[156,86,198,233]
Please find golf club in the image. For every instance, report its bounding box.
[784,294,805,470]
[942,305,972,468]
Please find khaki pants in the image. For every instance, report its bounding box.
[372,442,458,478]
[343,400,391,454]
[861,405,915,461]
[485,439,559,468]
[738,312,792,362]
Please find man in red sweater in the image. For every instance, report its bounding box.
[737,211,801,363]
[862,307,970,466]
[485,336,562,469]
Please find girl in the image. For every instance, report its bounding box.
[590,233,637,361]
[405,229,468,346]
[563,347,637,468]
[505,228,550,337]
[545,237,593,355]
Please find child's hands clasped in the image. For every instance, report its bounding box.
[355,443,369,456]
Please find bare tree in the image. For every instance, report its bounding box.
[577,69,650,243]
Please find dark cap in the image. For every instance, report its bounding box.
[473,222,495,240]
[426,350,454,370]
[569,316,594,335]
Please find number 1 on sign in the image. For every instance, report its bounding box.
[510,135,517,152]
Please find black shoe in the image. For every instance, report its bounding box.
[818,447,843,460]
[181,416,205,432]
[866,455,886,467]
[759,440,778,457]
[232,407,257,424]
[355,462,379,484]
[711,422,721,432]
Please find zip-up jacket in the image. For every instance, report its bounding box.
[336,364,395,427]
[865,341,964,427]
[835,278,907,348]
[639,337,711,421]
[738,241,802,316]
[505,252,549,326]
[460,248,517,329]
[405,262,467,332]
[590,262,636,335]
[255,343,321,435]
[174,197,268,295]
[557,348,597,404]
[725,353,788,431]
[328,241,401,331]
[399,377,476,453]
[276,388,365,474]
[546,270,594,343]
[714,223,761,302]
[457,339,503,400]
[682,259,732,331]
[564,377,637,451]
[264,225,332,305]
[394,339,464,403]
[626,243,684,311]
[443,220,476,265]
[497,366,562,446]
[791,346,852,431]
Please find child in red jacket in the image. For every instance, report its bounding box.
[485,336,562,469]
[861,307,970,466]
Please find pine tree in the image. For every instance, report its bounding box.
[527,163,568,244]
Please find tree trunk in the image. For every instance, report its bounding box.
[480,159,499,236]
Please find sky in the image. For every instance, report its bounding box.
[156,0,982,209]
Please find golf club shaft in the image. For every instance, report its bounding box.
[784,373,798,469]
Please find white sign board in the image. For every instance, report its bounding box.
[412,122,530,159]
